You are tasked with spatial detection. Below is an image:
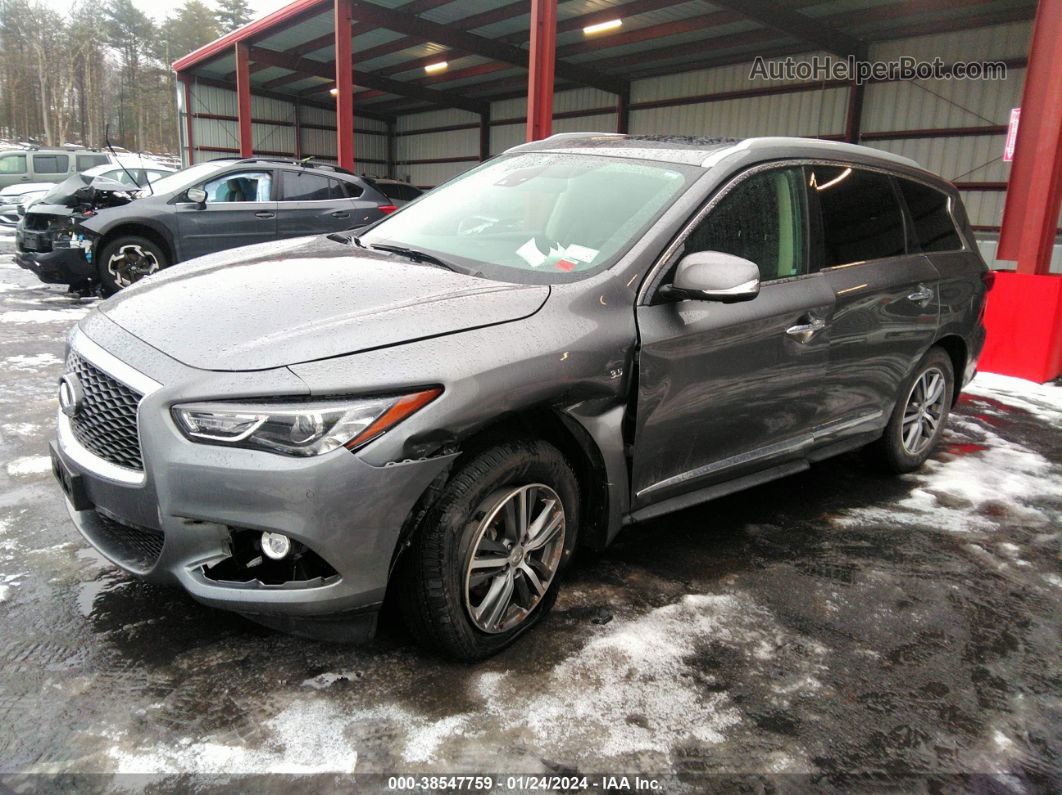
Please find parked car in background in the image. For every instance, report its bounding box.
[0,184,50,227]
[369,177,423,207]
[0,147,115,190]
[1,162,176,228]
[16,157,399,295]
[49,134,990,660]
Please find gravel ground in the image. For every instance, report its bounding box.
[0,254,1059,791]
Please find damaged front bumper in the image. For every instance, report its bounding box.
[51,322,457,642]
[15,236,94,286]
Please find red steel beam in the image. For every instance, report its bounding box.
[180,74,195,165]
[334,0,355,170]
[234,42,254,157]
[526,0,557,142]
[998,0,1062,275]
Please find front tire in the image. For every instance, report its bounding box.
[98,236,168,296]
[398,439,579,661]
[870,347,955,473]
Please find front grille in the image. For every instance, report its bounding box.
[66,351,144,471]
[88,511,164,572]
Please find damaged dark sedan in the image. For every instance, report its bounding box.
[50,134,990,661]
[17,157,404,295]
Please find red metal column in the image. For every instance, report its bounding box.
[997,0,1062,275]
[334,0,355,170]
[526,0,556,142]
[180,74,195,165]
[234,43,254,157]
[979,0,1062,382]
[844,80,864,143]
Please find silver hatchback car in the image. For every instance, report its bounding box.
[51,134,989,660]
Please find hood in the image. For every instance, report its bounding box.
[41,173,136,210]
[98,236,550,371]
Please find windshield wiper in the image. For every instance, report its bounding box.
[369,243,464,273]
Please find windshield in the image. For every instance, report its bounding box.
[360,152,695,283]
[147,162,226,196]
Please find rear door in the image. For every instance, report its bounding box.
[808,164,940,428]
[176,169,277,260]
[631,165,834,509]
[30,153,70,182]
[276,170,357,237]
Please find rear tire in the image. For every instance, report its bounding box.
[98,236,168,296]
[869,347,954,473]
[398,439,579,661]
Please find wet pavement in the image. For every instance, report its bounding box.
[0,255,1059,790]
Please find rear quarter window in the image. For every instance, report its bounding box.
[897,178,963,252]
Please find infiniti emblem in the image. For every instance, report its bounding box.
[58,374,84,418]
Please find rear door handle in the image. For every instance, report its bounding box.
[255,211,275,219]
[907,284,934,304]
[786,316,827,343]
[330,211,349,218]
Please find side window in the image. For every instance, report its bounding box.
[897,179,963,252]
[333,178,360,199]
[810,166,905,267]
[0,154,27,174]
[281,171,332,201]
[32,154,70,174]
[685,167,807,281]
[76,153,110,171]
[203,171,272,203]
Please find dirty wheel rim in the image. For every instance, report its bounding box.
[107,244,159,288]
[464,483,565,634]
[901,366,946,455]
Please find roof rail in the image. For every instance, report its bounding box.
[228,156,356,176]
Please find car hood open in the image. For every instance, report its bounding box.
[98,236,550,371]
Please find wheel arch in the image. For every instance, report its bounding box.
[96,222,175,266]
[932,334,968,405]
[390,405,622,573]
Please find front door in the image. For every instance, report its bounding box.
[176,169,277,260]
[632,165,834,509]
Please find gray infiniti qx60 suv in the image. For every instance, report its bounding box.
[51,134,990,660]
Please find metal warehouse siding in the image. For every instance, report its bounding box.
[185,82,388,172]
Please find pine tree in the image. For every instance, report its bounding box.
[214,0,252,32]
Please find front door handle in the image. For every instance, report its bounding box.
[255,211,275,219]
[907,284,934,304]
[330,211,349,218]
[786,316,827,344]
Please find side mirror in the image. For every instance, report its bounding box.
[186,187,207,206]
[661,251,761,303]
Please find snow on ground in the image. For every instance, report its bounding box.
[105,700,359,775]
[832,373,1060,535]
[6,455,52,477]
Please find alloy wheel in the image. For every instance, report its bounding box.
[464,483,566,634]
[107,244,160,288]
[901,366,947,455]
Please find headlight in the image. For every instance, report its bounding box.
[171,388,442,457]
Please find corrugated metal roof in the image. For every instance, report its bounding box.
[177,0,1036,118]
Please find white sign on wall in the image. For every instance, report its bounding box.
[1003,107,1020,162]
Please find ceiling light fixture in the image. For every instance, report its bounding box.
[424,61,448,74]
[583,18,622,35]
[329,87,339,96]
